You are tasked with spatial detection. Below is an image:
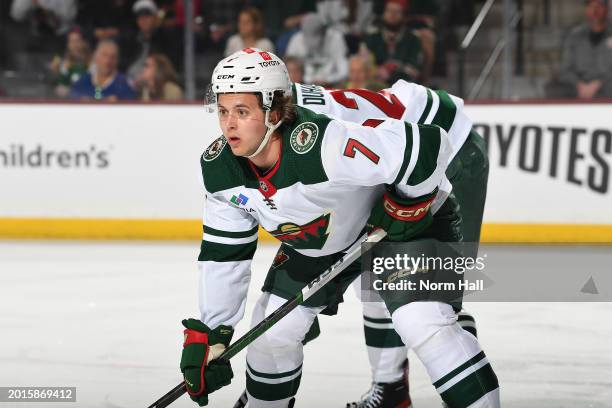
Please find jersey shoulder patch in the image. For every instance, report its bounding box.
[200,136,251,193]
[202,136,227,162]
[282,106,331,185]
[289,121,319,154]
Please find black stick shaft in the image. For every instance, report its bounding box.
[146,230,385,408]
[146,297,299,408]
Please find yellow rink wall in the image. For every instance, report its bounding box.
[1,218,611,243]
[1,102,611,244]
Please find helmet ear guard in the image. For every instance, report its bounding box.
[203,83,217,114]
[262,90,274,110]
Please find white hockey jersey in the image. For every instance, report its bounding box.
[292,80,473,162]
[198,105,452,328]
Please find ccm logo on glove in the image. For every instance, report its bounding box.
[382,193,434,221]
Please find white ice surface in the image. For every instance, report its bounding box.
[0,241,611,408]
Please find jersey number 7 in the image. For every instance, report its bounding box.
[343,139,380,164]
[342,119,384,164]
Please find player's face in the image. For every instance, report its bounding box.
[217,93,267,157]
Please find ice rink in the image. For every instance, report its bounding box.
[1,240,611,408]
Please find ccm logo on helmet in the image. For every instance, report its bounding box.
[383,194,434,222]
[217,74,235,79]
[259,61,280,67]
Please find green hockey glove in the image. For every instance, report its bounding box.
[180,318,234,406]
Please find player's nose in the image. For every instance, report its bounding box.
[226,113,238,129]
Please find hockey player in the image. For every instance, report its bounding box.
[291,82,488,407]
[179,49,499,407]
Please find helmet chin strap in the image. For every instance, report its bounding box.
[245,109,283,158]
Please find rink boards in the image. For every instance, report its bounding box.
[0,101,610,242]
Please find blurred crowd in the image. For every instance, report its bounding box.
[0,0,611,101]
[0,0,459,101]
[547,0,612,99]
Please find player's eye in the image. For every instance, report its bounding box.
[238,109,248,117]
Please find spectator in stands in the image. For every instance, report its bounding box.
[362,0,424,86]
[251,0,317,55]
[10,0,77,51]
[200,0,249,50]
[70,40,136,100]
[286,13,348,86]
[49,27,91,98]
[77,0,132,43]
[551,0,612,98]
[224,7,275,56]
[406,0,439,84]
[123,0,181,81]
[10,0,76,36]
[343,54,386,91]
[160,0,202,31]
[316,0,375,54]
[0,0,8,70]
[136,53,183,101]
[285,56,305,84]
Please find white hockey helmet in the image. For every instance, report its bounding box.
[211,48,291,109]
[210,48,291,158]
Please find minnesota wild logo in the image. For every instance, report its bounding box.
[202,136,227,161]
[268,213,331,250]
[290,122,318,154]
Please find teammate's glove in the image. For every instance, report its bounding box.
[367,187,437,241]
[180,318,234,406]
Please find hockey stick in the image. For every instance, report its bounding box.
[147,228,386,408]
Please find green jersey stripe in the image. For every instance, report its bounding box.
[457,314,476,323]
[393,123,414,185]
[432,90,457,132]
[246,371,302,401]
[198,239,257,262]
[407,125,442,186]
[291,83,298,104]
[433,351,486,388]
[363,315,393,324]
[417,88,434,123]
[363,319,394,330]
[204,224,259,239]
[247,363,303,380]
[440,363,499,407]
[364,325,405,348]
